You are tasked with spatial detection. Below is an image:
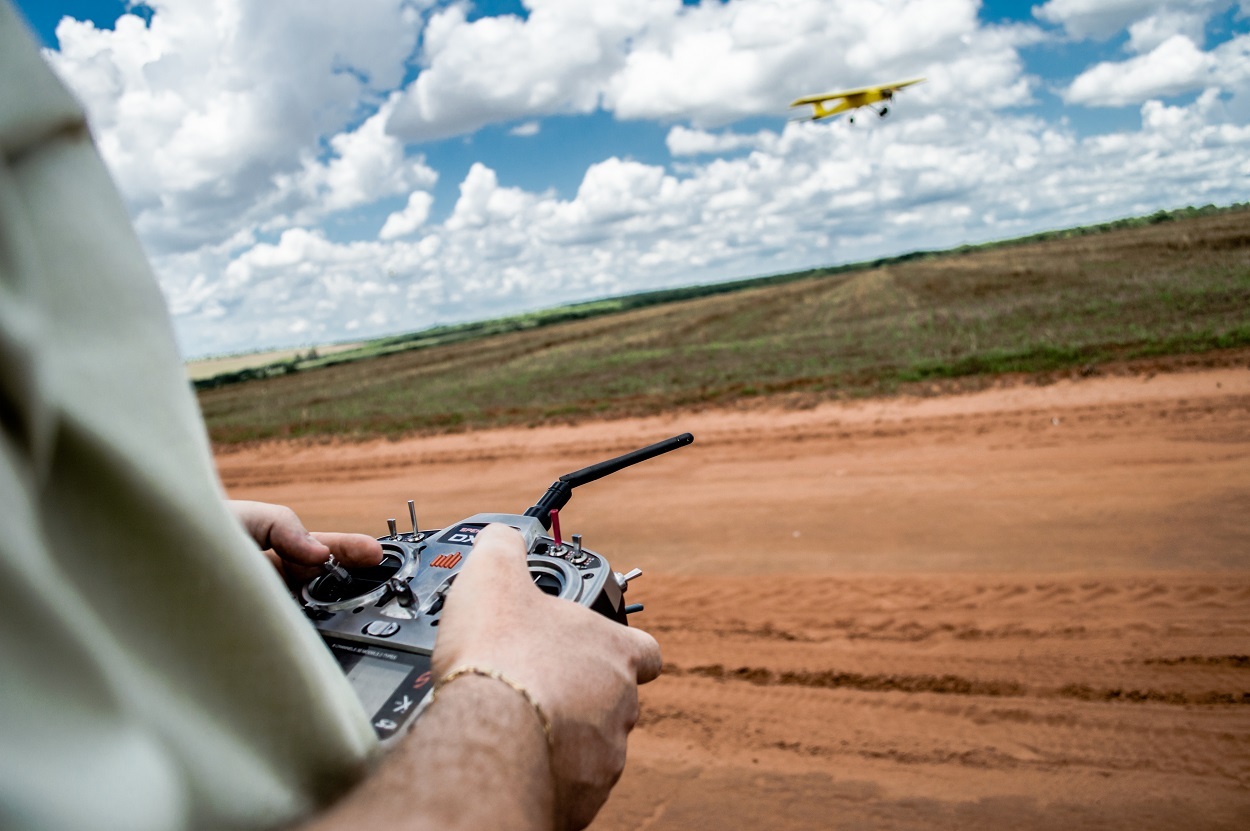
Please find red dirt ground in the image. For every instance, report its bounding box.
[216,363,1250,830]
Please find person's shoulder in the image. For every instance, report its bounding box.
[0,2,88,159]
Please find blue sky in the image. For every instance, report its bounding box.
[13,0,1250,358]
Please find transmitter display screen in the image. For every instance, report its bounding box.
[325,638,435,737]
[345,656,412,717]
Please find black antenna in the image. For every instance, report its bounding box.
[524,433,694,528]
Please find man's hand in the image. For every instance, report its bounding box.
[299,522,661,831]
[227,500,383,584]
[432,524,663,830]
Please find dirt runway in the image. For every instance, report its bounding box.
[216,364,1250,829]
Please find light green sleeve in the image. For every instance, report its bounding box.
[0,4,378,829]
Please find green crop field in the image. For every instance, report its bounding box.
[197,205,1250,444]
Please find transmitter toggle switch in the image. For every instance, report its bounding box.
[615,568,642,591]
[408,500,420,539]
[549,509,563,548]
[570,533,588,565]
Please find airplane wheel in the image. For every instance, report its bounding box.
[880,106,888,117]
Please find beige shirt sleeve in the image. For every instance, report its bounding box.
[0,5,377,829]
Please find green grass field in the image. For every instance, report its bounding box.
[197,206,1250,443]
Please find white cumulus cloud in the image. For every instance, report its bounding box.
[1066,33,1215,104]
[271,99,439,229]
[1033,0,1236,52]
[387,0,663,140]
[1127,6,1213,51]
[44,0,424,253]
[380,191,436,240]
[666,125,770,156]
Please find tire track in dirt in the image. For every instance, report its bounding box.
[664,663,1250,705]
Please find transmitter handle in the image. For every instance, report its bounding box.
[524,433,694,529]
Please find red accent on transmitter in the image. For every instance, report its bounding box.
[430,552,463,569]
[549,509,562,547]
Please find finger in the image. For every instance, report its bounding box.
[266,518,334,568]
[622,626,663,684]
[310,531,384,567]
[281,534,384,587]
[232,501,330,565]
[458,523,534,589]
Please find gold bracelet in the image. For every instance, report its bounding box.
[431,666,554,753]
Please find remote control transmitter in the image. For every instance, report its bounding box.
[296,432,694,746]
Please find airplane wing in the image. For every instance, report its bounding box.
[790,87,871,107]
[789,77,924,108]
[883,77,925,92]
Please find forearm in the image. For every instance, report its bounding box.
[301,675,554,831]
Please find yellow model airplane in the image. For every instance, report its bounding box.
[790,77,925,123]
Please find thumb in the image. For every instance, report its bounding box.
[456,523,534,591]
[621,625,663,684]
